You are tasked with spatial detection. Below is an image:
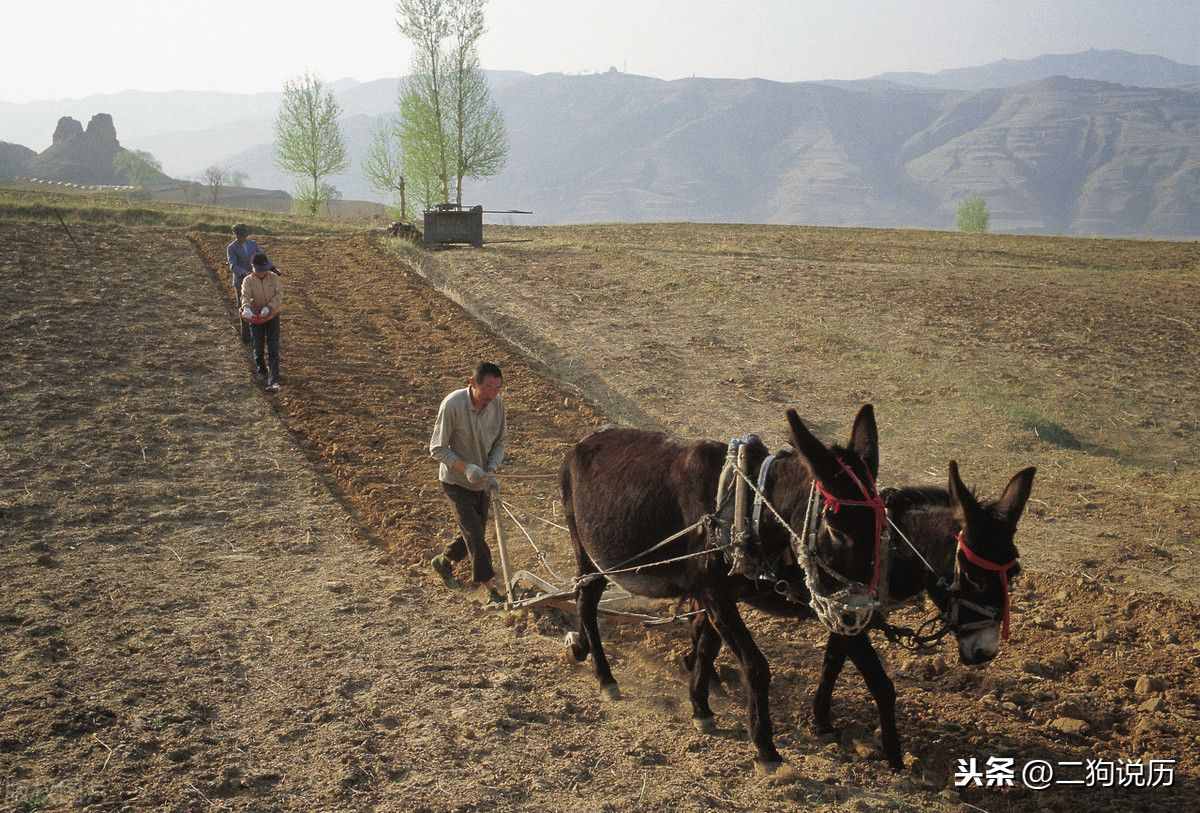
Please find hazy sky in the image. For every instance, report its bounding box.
[1,0,1198,102]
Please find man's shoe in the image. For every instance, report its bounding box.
[266,379,281,392]
[430,554,459,588]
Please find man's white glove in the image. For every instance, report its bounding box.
[260,306,270,318]
[464,463,486,484]
[241,306,253,319]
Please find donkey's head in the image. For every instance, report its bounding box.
[779,405,885,631]
[945,461,1036,665]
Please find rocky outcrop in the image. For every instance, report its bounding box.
[85,113,117,142]
[51,116,84,145]
[24,112,167,186]
[28,112,124,184]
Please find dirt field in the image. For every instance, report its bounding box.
[1,215,1198,811]
[413,223,1200,596]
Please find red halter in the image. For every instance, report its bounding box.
[956,531,1018,640]
[813,459,887,592]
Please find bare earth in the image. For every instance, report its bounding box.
[0,219,1197,812]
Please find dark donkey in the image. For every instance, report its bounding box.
[560,405,885,774]
[683,460,1036,770]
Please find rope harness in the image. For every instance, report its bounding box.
[951,530,1017,640]
[789,465,887,637]
[570,511,734,593]
[499,439,1015,648]
[724,443,888,638]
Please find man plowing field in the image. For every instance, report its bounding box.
[429,362,507,604]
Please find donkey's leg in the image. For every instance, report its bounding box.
[577,577,620,700]
[845,633,902,771]
[564,561,596,663]
[681,612,701,672]
[564,519,597,664]
[688,613,722,733]
[700,590,782,772]
[812,633,849,735]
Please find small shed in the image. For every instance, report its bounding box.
[423,204,483,248]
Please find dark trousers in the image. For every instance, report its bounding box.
[233,275,251,344]
[251,316,281,383]
[441,482,495,584]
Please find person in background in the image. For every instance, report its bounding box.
[240,252,282,392]
[226,224,258,344]
[428,362,506,603]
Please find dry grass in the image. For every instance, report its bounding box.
[0,185,366,235]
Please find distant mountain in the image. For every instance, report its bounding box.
[6,61,1200,236]
[0,141,36,181]
[0,72,535,176]
[468,72,951,225]
[874,49,1200,91]
[903,78,1200,234]
[212,71,1200,236]
[0,90,282,154]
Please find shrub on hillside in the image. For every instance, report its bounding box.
[957,195,990,233]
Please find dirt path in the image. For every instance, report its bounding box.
[1,221,1196,812]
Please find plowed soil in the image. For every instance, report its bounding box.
[1,218,1197,812]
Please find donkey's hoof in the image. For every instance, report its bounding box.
[599,683,622,702]
[754,760,783,777]
[692,716,716,734]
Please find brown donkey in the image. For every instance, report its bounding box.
[560,405,885,774]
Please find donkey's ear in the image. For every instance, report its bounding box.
[995,467,1036,527]
[786,409,838,486]
[947,460,981,518]
[847,404,879,479]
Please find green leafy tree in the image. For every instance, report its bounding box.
[446,0,507,206]
[957,195,990,233]
[112,149,162,187]
[274,72,349,216]
[396,0,452,204]
[362,118,409,220]
[395,0,508,208]
[398,85,448,213]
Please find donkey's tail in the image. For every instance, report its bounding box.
[559,451,580,543]
[560,450,596,578]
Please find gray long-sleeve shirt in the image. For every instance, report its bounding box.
[227,238,259,286]
[429,387,506,490]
